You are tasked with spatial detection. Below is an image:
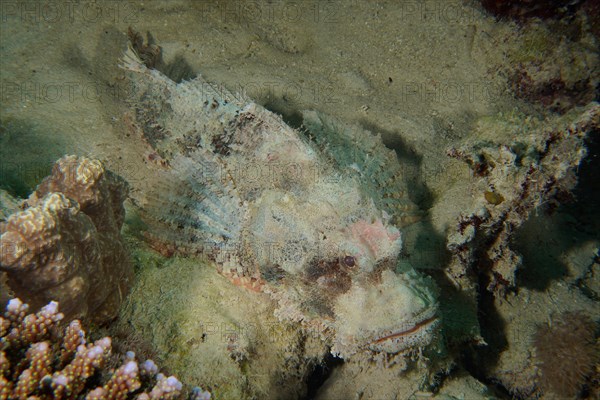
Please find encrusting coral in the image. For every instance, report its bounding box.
[0,298,211,400]
[0,155,133,324]
[533,311,599,398]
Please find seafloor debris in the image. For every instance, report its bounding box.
[0,298,210,400]
[446,103,599,295]
[0,156,133,324]
[533,311,598,398]
[504,19,599,114]
[473,281,599,399]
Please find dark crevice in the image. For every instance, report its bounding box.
[261,100,305,130]
[0,118,66,198]
[459,271,512,399]
[515,127,600,290]
[302,353,344,400]
[564,128,600,233]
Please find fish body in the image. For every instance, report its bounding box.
[121,47,439,359]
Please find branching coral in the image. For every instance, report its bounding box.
[0,155,133,324]
[0,298,211,400]
[533,311,598,398]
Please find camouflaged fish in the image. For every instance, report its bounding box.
[121,45,439,360]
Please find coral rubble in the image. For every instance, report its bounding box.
[445,103,599,294]
[0,298,210,400]
[0,156,133,324]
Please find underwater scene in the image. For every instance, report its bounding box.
[0,1,599,399]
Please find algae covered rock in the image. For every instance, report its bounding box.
[116,251,328,399]
[442,104,599,294]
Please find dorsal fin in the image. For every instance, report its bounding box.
[302,111,423,226]
[122,45,251,260]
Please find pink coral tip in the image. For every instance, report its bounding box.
[123,360,139,376]
[166,376,182,391]
[7,298,24,311]
[87,345,104,360]
[53,374,69,386]
[41,301,59,315]
[142,359,158,375]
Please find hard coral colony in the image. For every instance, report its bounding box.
[0,298,210,399]
[0,156,133,325]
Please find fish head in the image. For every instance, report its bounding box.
[248,193,439,359]
[329,268,439,358]
[303,219,440,359]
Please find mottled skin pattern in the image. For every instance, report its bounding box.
[121,45,439,360]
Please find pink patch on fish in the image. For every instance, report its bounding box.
[347,219,400,259]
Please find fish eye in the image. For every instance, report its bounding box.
[343,255,356,268]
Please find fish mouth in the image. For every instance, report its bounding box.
[370,315,438,344]
[367,310,439,352]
